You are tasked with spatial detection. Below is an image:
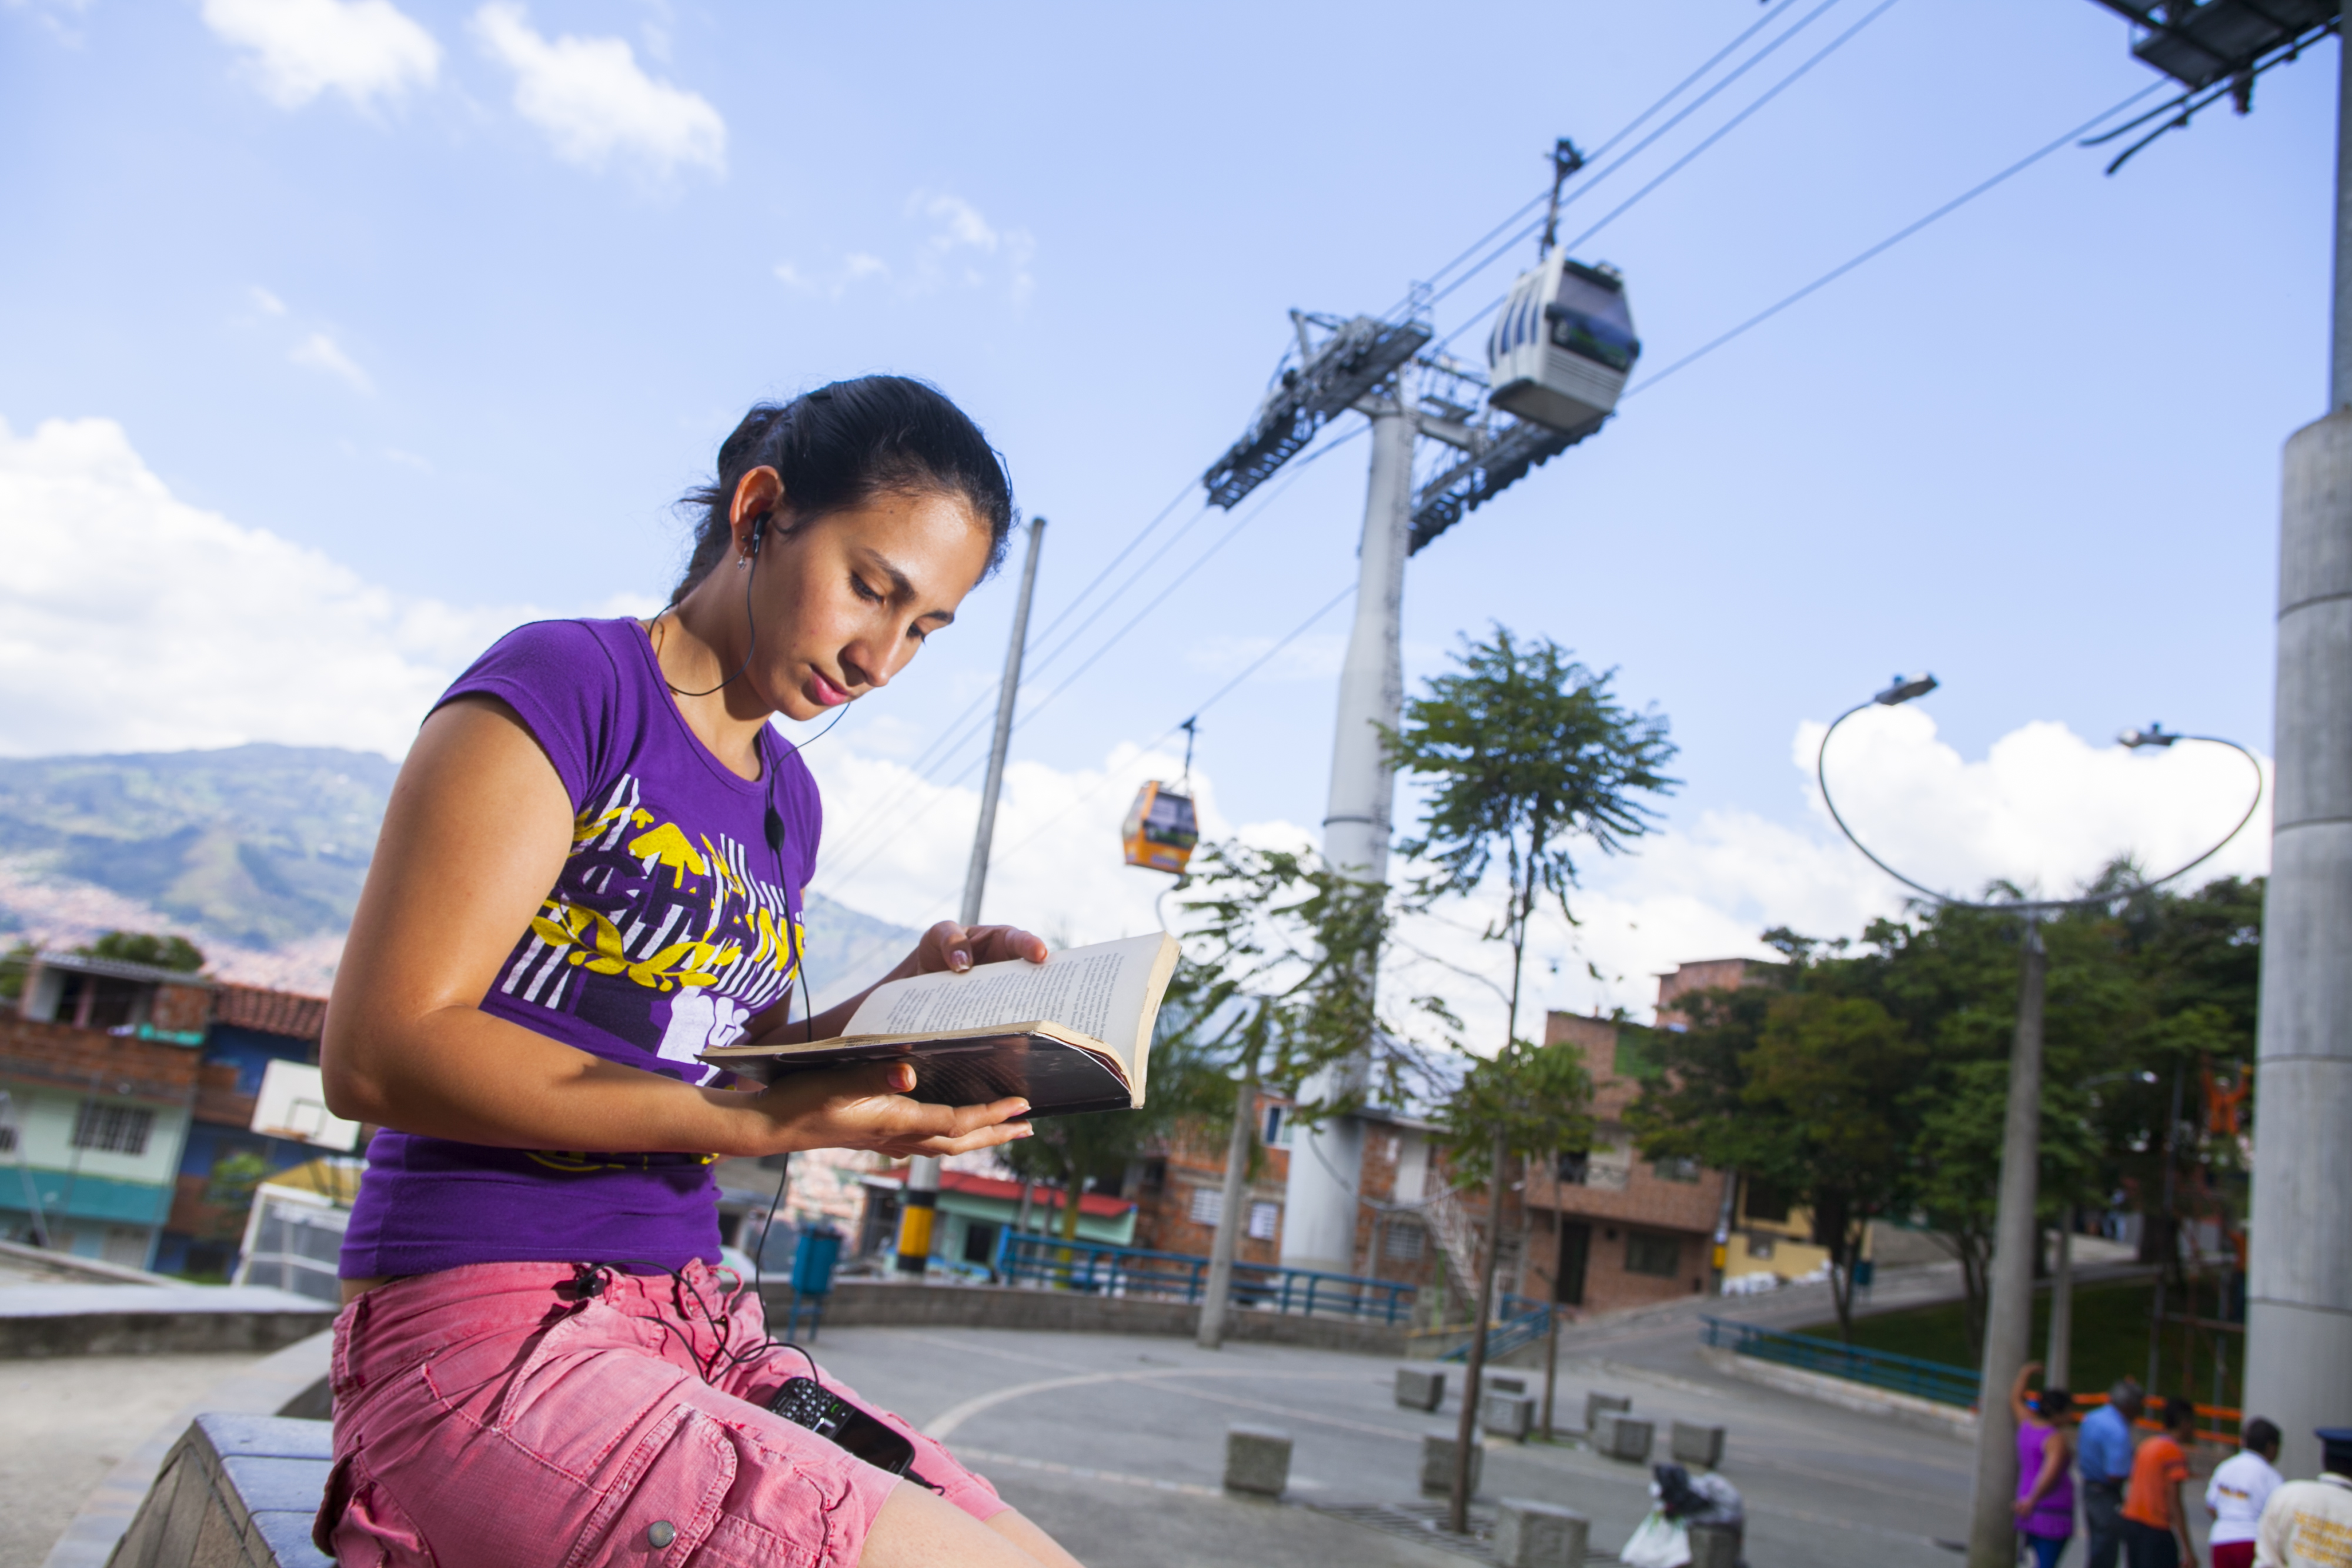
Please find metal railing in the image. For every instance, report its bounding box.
[1435,1292,1553,1362]
[1700,1316,1980,1407]
[995,1233,1419,1324]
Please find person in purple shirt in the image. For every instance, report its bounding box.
[2013,1361,2079,1568]
[316,378,1080,1568]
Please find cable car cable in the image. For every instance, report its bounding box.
[1619,79,2166,401]
[1551,0,1906,263]
[1390,0,1811,319]
[1414,0,1855,320]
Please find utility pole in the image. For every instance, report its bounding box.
[1196,1036,1261,1349]
[897,516,1044,1280]
[2084,0,2352,1485]
[960,516,1045,929]
[1967,918,2046,1568]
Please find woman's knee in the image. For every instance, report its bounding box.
[856,1483,1043,1568]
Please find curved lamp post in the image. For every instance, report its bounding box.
[1816,675,2260,1568]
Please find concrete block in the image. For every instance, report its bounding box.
[1419,1430,1484,1496]
[1671,1420,1726,1469]
[1223,1425,1292,1497]
[1395,1365,1446,1411]
[1494,1497,1589,1568]
[1479,1391,1536,1442]
[1592,1412,1654,1463]
[1688,1523,1742,1568]
[1482,1372,1528,1398]
[1583,1390,1630,1432]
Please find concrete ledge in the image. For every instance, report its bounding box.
[0,1286,335,1359]
[763,1279,1411,1355]
[108,1412,333,1568]
[1696,1344,1976,1439]
[42,1328,333,1568]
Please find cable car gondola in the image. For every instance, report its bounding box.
[1485,251,1640,436]
[1121,718,1200,875]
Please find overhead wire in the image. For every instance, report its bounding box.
[897,577,1364,928]
[1552,0,1907,259]
[1415,0,1857,319]
[813,427,1364,888]
[1621,80,2168,399]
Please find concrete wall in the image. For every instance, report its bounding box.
[766,1278,1410,1356]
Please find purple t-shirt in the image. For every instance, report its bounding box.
[340,617,821,1278]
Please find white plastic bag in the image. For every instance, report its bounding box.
[1619,1509,1692,1568]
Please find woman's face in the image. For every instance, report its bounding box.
[735,478,995,723]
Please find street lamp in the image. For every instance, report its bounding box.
[1817,677,2261,1568]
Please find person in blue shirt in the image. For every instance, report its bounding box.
[2080,1376,2147,1568]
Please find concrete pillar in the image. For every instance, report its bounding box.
[1282,395,1414,1276]
[2245,410,2352,1483]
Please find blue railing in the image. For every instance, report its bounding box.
[1700,1316,1979,1407]
[1436,1293,1554,1362]
[994,1233,1419,1325]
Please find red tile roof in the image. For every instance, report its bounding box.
[212,984,330,1043]
[868,1169,1134,1217]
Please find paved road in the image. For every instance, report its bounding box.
[811,1313,1979,1568]
[0,1353,263,1568]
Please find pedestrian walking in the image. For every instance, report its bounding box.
[2252,1426,2352,1567]
[2086,1379,2151,1568]
[2121,1398,2201,1568]
[2206,1418,2283,1568]
[2013,1361,2079,1568]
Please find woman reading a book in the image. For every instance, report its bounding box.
[316,377,1083,1568]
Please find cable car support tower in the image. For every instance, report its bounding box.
[1197,140,1643,1278]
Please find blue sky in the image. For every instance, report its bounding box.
[0,0,2319,1019]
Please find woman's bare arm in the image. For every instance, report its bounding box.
[322,698,1030,1161]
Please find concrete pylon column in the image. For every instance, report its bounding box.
[2245,410,2352,1483]
[1280,394,1414,1276]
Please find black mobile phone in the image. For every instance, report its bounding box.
[769,1377,918,1477]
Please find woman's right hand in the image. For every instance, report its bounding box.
[734,1061,1033,1159]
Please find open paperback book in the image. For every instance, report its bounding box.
[699,931,1180,1117]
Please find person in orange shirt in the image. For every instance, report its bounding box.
[2123,1398,2203,1568]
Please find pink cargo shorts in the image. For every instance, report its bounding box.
[314,1260,1002,1567]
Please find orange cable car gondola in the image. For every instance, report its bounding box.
[1121,718,1201,875]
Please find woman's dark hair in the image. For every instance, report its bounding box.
[2158,1397,2197,1432]
[2242,1417,2281,1454]
[2033,1388,2075,1420]
[671,375,1014,607]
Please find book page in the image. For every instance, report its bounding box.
[843,933,1172,1070]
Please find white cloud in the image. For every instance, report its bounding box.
[202,0,440,111]
[804,701,2270,1051]
[472,2,725,178]
[774,253,891,302]
[0,416,531,757]
[288,330,374,394]
[249,285,288,316]
[906,190,1035,303]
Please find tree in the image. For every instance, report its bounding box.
[1387,626,1676,1532]
[76,931,206,972]
[1164,841,1455,1348]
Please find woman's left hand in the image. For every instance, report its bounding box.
[906,921,1049,975]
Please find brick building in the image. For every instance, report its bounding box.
[1525,1009,1730,1315]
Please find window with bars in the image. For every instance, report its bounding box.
[1188,1186,1224,1226]
[1247,1201,1279,1241]
[1382,1221,1425,1261]
[71,1101,153,1156]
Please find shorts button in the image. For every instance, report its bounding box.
[647,1521,676,1549]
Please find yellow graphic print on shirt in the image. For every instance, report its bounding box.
[495,773,803,1087]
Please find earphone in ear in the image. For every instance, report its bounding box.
[749,512,770,557]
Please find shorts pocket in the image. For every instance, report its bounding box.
[562,1405,735,1568]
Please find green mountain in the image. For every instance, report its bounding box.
[0,745,920,1004]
